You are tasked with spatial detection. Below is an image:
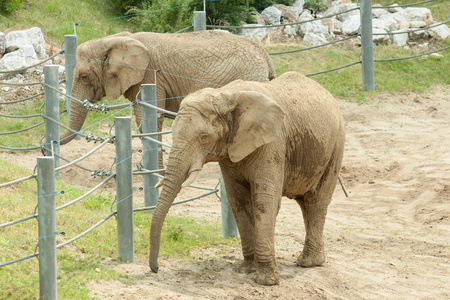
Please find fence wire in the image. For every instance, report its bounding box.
[1,0,448,272]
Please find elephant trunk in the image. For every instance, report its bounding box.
[60,98,88,145]
[149,153,193,273]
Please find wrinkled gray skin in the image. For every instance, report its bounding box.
[60,30,276,148]
[150,72,346,285]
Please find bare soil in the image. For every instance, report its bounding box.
[1,85,449,299]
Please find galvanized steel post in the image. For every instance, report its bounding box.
[64,35,77,124]
[140,84,159,212]
[115,117,134,262]
[193,11,206,31]
[360,0,375,91]
[44,65,60,178]
[37,156,57,300]
[219,169,238,238]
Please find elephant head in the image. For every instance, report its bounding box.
[60,35,150,144]
[149,85,285,273]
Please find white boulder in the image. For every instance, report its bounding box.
[391,29,409,46]
[378,14,399,31]
[342,15,360,35]
[5,26,47,59]
[261,6,282,25]
[303,32,329,46]
[336,3,360,21]
[372,28,390,44]
[429,24,450,40]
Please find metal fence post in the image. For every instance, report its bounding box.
[140,84,159,212]
[37,156,57,300]
[219,169,238,238]
[64,35,77,127]
[115,117,134,262]
[360,0,375,91]
[44,65,60,179]
[193,11,206,31]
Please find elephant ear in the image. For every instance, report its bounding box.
[102,37,150,101]
[228,91,285,163]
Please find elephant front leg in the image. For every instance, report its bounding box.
[220,169,256,274]
[252,186,282,285]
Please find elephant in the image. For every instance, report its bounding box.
[149,71,346,285]
[59,30,276,147]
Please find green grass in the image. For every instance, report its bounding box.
[266,37,449,102]
[0,159,236,299]
[0,0,129,44]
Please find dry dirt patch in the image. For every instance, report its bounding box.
[1,86,449,299]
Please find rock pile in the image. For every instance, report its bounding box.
[0,27,49,72]
[0,2,448,73]
[239,0,450,48]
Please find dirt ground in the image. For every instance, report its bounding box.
[1,85,449,299]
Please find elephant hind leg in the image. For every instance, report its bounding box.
[296,153,342,267]
[296,192,327,267]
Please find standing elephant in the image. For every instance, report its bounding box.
[60,30,276,144]
[149,72,345,285]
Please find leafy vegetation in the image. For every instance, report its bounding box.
[0,0,23,14]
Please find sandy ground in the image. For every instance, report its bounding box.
[1,85,449,299]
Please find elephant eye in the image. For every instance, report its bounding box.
[80,75,89,83]
[200,134,210,143]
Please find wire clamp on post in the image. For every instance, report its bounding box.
[85,133,107,143]
[91,169,109,178]
[83,100,109,113]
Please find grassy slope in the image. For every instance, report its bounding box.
[0,0,449,298]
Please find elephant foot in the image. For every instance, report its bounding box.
[296,250,325,267]
[237,259,256,274]
[255,264,279,285]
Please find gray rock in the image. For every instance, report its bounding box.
[372,6,389,18]
[261,6,282,25]
[332,18,343,35]
[5,26,48,59]
[298,12,330,37]
[403,7,433,23]
[274,4,300,22]
[0,32,5,58]
[342,15,360,35]
[398,21,410,29]
[409,21,426,28]
[303,32,328,46]
[0,49,31,71]
[391,29,409,46]
[372,28,389,44]
[387,4,402,13]
[392,7,433,25]
[293,0,305,12]
[335,3,359,21]
[250,11,265,25]
[409,29,428,40]
[239,25,271,42]
[372,19,390,32]
[417,42,429,52]
[378,14,399,31]
[283,25,297,38]
[429,24,450,40]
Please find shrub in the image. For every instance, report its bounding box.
[125,0,297,33]
[0,0,23,14]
